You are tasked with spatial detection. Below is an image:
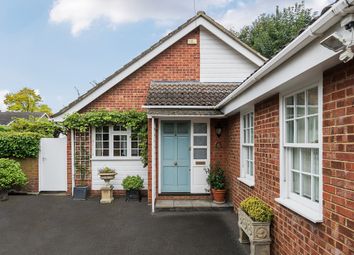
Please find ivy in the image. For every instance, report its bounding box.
[0,132,44,158]
[63,110,148,166]
[9,117,63,137]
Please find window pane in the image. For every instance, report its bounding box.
[314,177,319,202]
[163,123,174,134]
[242,147,248,169]
[103,150,109,156]
[286,121,294,143]
[194,136,207,146]
[249,147,253,160]
[250,128,254,143]
[292,148,300,170]
[244,130,247,143]
[249,161,253,176]
[286,96,294,120]
[296,92,305,117]
[194,148,207,159]
[194,123,207,134]
[296,118,305,143]
[113,124,126,131]
[103,126,109,133]
[307,87,318,114]
[302,174,311,199]
[250,113,254,128]
[177,123,189,134]
[302,148,311,173]
[313,149,319,175]
[308,116,318,143]
[292,171,300,194]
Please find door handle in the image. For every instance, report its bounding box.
[174,161,177,166]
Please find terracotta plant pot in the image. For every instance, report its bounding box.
[213,189,226,204]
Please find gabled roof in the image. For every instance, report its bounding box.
[53,11,266,120]
[0,112,48,126]
[145,81,239,107]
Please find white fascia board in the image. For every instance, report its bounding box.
[147,114,224,118]
[221,31,339,115]
[218,0,354,110]
[199,19,265,66]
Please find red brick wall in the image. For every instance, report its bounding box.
[17,158,39,193]
[225,61,354,255]
[74,29,200,199]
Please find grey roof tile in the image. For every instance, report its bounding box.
[0,112,47,125]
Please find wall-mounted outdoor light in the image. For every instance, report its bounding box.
[215,123,222,138]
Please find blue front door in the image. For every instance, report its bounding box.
[161,121,190,192]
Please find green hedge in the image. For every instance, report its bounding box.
[0,132,43,158]
[240,197,273,222]
[9,117,63,137]
[0,158,27,190]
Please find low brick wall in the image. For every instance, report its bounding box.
[16,158,39,193]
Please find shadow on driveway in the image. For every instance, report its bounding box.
[0,195,249,255]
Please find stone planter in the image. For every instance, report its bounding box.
[238,208,271,255]
[99,172,117,204]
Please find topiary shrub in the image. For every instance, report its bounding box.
[122,175,144,190]
[0,158,27,191]
[240,197,273,222]
[0,132,43,158]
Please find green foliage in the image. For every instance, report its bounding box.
[236,2,313,58]
[0,126,10,132]
[0,158,27,190]
[9,117,63,137]
[240,197,273,222]
[98,167,116,173]
[206,162,225,190]
[4,87,52,115]
[0,132,43,158]
[122,175,144,190]
[63,110,148,166]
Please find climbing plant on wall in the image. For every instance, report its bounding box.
[63,110,148,166]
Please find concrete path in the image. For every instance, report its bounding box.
[0,195,249,255]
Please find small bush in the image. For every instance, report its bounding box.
[240,197,273,222]
[0,158,27,190]
[0,132,43,158]
[206,162,225,190]
[122,175,144,190]
[9,117,63,137]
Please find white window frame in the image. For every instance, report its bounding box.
[276,81,323,223]
[238,107,255,187]
[92,125,141,160]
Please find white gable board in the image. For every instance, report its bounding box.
[200,28,258,82]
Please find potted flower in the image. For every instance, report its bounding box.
[0,158,27,201]
[98,167,117,186]
[122,175,144,202]
[238,197,273,255]
[207,163,226,204]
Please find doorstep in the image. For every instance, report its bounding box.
[155,199,233,211]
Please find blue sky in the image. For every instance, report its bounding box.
[0,0,331,113]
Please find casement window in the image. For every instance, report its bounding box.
[277,84,323,223]
[238,111,255,186]
[94,125,142,158]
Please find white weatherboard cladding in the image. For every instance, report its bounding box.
[200,29,258,82]
[91,160,147,190]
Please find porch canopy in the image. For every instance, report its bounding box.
[144,81,239,117]
[144,81,239,212]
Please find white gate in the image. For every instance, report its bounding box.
[39,137,67,191]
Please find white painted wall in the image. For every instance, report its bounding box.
[91,159,147,190]
[200,28,258,82]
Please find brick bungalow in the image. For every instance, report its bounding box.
[53,1,354,254]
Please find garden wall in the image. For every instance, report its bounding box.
[16,158,39,193]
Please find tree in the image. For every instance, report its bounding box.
[235,2,314,58]
[4,87,52,115]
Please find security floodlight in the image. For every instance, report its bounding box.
[320,33,346,52]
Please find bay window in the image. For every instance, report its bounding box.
[93,125,142,158]
[277,84,322,222]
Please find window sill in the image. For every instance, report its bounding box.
[91,157,141,161]
[275,197,323,223]
[237,177,255,187]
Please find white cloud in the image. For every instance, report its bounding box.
[0,90,9,112]
[219,0,333,31]
[49,0,231,36]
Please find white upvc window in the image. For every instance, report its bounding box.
[277,84,323,223]
[93,125,141,158]
[238,110,255,187]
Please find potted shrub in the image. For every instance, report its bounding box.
[207,163,226,204]
[73,160,90,200]
[238,197,273,255]
[0,158,27,201]
[122,175,144,202]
